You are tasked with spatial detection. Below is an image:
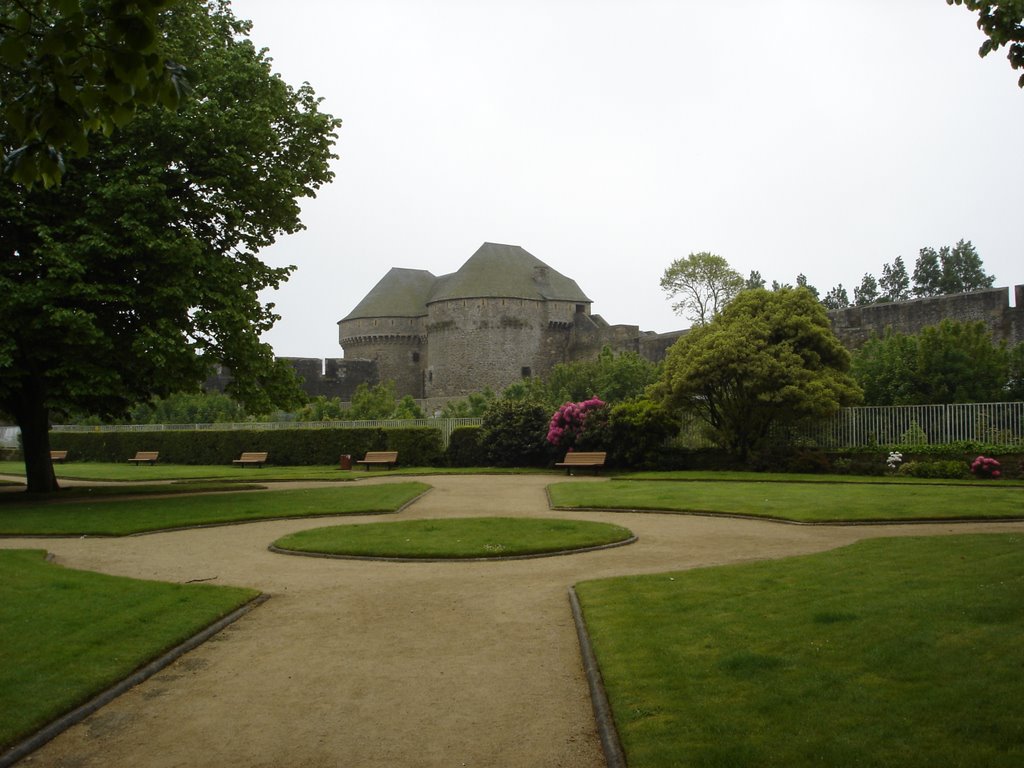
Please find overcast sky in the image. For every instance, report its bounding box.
[228,0,1024,359]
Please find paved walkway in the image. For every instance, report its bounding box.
[4,475,1022,767]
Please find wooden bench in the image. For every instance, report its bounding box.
[128,451,159,465]
[233,451,268,468]
[356,450,398,470]
[555,451,607,475]
[49,450,68,463]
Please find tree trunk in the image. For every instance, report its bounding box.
[13,387,59,494]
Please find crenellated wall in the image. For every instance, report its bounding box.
[208,286,1023,404]
[827,285,1023,348]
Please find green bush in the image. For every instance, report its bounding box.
[383,427,444,466]
[479,400,555,467]
[48,427,443,466]
[897,460,970,479]
[577,400,678,469]
[446,427,484,467]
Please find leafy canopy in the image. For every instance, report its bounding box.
[1,0,341,492]
[660,252,744,326]
[1,0,189,187]
[947,0,1024,87]
[655,287,861,460]
[851,320,1017,405]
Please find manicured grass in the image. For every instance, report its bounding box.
[0,483,430,535]
[0,549,259,751]
[549,479,1024,522]
[0,461,358,483]
[575,534,1024,767]
[273,517,634,559]
[0,481,267,504]
[0,461,559,483]
[612,469,1024,486]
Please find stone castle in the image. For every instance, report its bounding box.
[336,242,680,406]
[208,242,1023,405]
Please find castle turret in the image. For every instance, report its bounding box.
[338,268,433,398]
[423,243,591,398]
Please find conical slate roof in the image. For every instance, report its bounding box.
[341,268,435,321]
[428,243,591,304]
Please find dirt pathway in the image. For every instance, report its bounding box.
[4,475,1022,767]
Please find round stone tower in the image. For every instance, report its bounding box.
[423,243,591,398]
[337,268,433,398]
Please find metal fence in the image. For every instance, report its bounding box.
[34,402,1024,451]
[797,402,1024,448]
[678,402,1024,449]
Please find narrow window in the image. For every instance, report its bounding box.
[521,366,531,378]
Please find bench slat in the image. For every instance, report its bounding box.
[356,451,398,470]
[554,451,606,474]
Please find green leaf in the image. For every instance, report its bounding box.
[0,32,28,66]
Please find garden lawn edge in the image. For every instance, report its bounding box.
[267,535,638,563]
[568,586,626,768]
[548,503,1024,526]
[0,593,270,768]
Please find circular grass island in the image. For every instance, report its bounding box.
[270,517,636,561]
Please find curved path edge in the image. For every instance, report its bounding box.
[267,535,639,563]
[569,586,627,768]
[0,593,271,768]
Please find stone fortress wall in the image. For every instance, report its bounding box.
[827,284,1023,349]
[207,238,1022,409]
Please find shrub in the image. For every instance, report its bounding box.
[547,397,605,450]
[577,399,678,469]
[446,427,484,467]
[970,455,1002,479]
[897,460,970,479]
[479,400,556,467]
[48,426,444,466]
[785,449,832,474]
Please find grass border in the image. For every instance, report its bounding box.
[568,586,627,768]
[0,592,269,768]
[268,534,638,563]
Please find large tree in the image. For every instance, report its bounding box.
[879,256,911,302]
[851,320,1014,405]
[947,0,1024,87]
[1,0,341,492]
[912,240,995,297]
[655,287,861,461]
[1,0,188,186]
[660,251,744,326]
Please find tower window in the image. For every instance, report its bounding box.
[412,352,420,363]
[521,366,532,378]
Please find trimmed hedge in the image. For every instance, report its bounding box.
[446,426,484,467]
[49,427,444,467]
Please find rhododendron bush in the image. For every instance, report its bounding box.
[547,398,605,449]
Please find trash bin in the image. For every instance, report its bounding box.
[339,454,352,470]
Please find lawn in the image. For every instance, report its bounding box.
[0,550,259,752]
[272,517,635,559]
[0,483,430,535]
[0,461,558,483]
[549,478,1024,522]
[575,534,1024,767]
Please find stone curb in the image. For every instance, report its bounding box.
[568,586,627,768]
[268,535,638,563]
[0,593,271,768]
[551,505,1024,527]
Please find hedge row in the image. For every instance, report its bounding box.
[49,427,445,467]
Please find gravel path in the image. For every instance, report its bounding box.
[4,474,1022,768]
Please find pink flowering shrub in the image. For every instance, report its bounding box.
[970,455,1002,479]
[547,397,605,450]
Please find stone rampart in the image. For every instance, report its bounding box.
[827,285,1023,348]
